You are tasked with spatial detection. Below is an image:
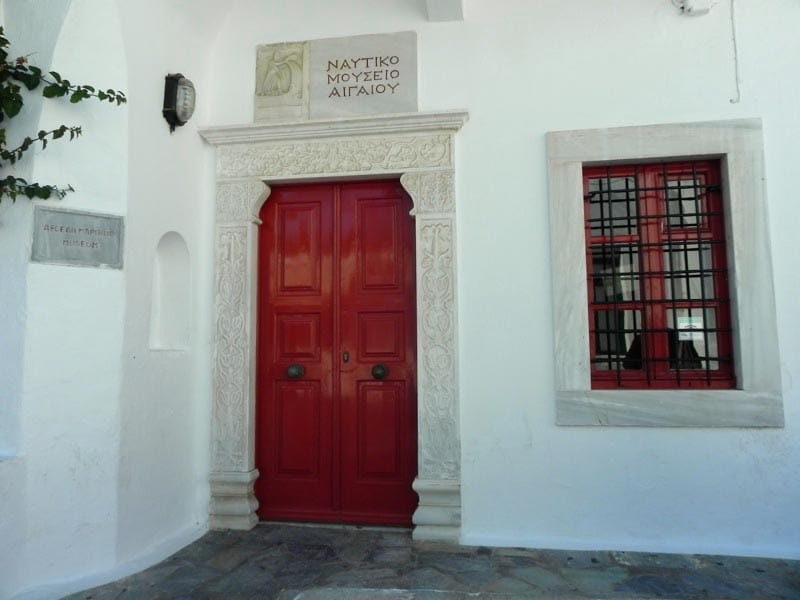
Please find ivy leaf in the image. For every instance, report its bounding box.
[0,27,126,202]
[42,83,65,98]
[22,70,41,90]
[34,186,52,199]
[1,94,23,118]
[13,66,41,90]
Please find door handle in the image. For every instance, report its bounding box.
[286,364,305,380]
[370,364,389,380]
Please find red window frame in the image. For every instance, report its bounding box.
[583,160,736,389]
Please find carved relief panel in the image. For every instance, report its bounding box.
[255,42,309,122]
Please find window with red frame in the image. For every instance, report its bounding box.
[584,160,735,389]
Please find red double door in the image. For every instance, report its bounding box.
[255,180,418,526]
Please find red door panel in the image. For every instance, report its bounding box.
[356,383,405,478]
[256,180,417,525]
[274,382,322,476]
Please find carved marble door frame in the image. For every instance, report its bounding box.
[200,110,467,542]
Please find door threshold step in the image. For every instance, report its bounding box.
[259,520,411,533]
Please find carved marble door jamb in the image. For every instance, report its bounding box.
[202,111,468,540]
[209,178,269,530]
[400,171,461,542]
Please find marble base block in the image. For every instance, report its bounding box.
[412,478,460,542]
[209,470,259,530]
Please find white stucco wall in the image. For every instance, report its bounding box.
[1,1,226,598]
[0,1,74,597]
[1,1,127,597]
[207,0,799,558]
[2,0,799,598]
[113,0,227,570]
[0,0,72,459]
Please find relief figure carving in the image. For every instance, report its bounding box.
[257,45,303,99]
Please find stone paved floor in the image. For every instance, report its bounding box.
[63,524,800,600]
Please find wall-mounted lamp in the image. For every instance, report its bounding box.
[162,73,196,133]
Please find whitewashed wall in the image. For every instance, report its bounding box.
[208,0,799,558]
[1,0,799,598]
[0,0,226,598]
[112,0,229,571]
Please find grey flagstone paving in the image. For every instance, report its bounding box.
[62,523,800,600]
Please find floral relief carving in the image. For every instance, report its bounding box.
[401,171,455,214]
[217,180,268,223]
[212,226,250,471]
[218,135,451,179]
[417,220,460,480]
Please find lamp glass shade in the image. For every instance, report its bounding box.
[163,73,195,132]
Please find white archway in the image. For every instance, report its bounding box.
[200,110,467,541]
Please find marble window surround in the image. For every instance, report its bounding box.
[200,110,468,542]
[547,119,784,427]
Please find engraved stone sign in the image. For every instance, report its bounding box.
[254,31,417,122]
[309,31,417,119]
[31,207,124,269]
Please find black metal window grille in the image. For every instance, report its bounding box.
[583,160,736,389]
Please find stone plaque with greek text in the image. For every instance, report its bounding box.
[255,31,417,122]
[31,207,124,269]
[310,31,417,119]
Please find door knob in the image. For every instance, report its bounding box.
[371,364,389,380]
[286,364,305,380]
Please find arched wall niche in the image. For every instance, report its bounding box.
[200,110,468,542]
[149,231,192,350]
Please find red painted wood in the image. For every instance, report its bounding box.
[583,161,734,389]
[255,180,417,525]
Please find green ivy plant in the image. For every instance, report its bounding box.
[0,26,127,201]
